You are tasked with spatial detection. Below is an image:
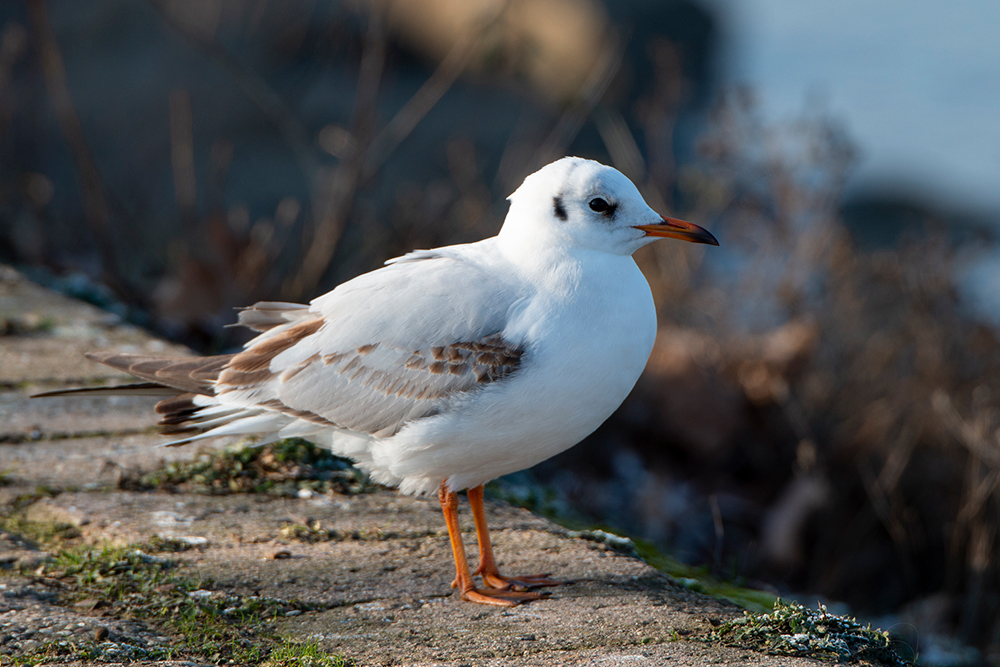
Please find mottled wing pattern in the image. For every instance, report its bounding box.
[217,331,523,437]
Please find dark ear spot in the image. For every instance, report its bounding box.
[553,196,568,221]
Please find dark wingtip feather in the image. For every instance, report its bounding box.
[32,382,179,398]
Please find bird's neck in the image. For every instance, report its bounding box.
[496,210,574,266]
[495,234,640,307]
[496,228,570,278]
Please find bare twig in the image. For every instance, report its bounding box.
[26,0,115,273]
[933,390,1000,471]
[594,105,647,185]
[283,8,389,300]
[932,388,1000,616]
[147,0,320,182]
[360,17,488,179]
[206,139,234,213]
[709,493,724,570]
[0,23,28,117]
[169,89,198,236]
[533,30,627,169]
[858,461,917,594]
[286,5,502,300]
[639,39,686,203]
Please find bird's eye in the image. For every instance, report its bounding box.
[589,198,610,213]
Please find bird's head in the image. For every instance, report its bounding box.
[502,157,717,256]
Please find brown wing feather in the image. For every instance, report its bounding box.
[154,393,208,435]
[218,319,322,389]
[84,352,235,395]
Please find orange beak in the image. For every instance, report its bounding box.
[634,216,719,246]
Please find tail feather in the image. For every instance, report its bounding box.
[161,410,291,447]
[35,352,241,440]
[155,394,201,427]
[36,349,314,447]
[84,352,234,396]
[155,395,243,430]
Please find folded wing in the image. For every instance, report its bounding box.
[216,249,526,438]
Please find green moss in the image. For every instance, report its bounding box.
[2,445,356,665]
[146,533,204,552]
[711,599,910,665]
[629,536,777,612]
[264,637,350,667]
[10,638,173,665]
[128,438,370,496]
[8,537,346,666]
[54,543,307,659]
[0,313,56,336]
[0,513,80,548]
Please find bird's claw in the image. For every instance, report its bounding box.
[478,570,562,591]
[460,587,551,607]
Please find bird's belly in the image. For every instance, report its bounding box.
[376,283,657,494]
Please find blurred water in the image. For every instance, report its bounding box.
[715,0,1000,219]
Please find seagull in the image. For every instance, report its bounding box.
[38,157,717,606]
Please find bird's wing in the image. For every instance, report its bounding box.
[217,247,528,437]
[232,301,313,333]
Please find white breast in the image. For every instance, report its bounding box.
[367,250,658,495]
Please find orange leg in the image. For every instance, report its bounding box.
[467,485,562,591]
[438,482,546,606]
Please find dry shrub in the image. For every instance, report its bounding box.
[607,90,1000,651]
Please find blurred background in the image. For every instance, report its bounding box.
[1,0,999,663]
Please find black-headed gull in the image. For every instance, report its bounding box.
[41,157,717,606]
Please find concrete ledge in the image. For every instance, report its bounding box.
[0,266,822,666]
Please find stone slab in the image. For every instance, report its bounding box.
[0,264,829,666]
[15,490,822,667]
[0,434,223,490]
[0,391,162,441]
[0,334,189,387]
